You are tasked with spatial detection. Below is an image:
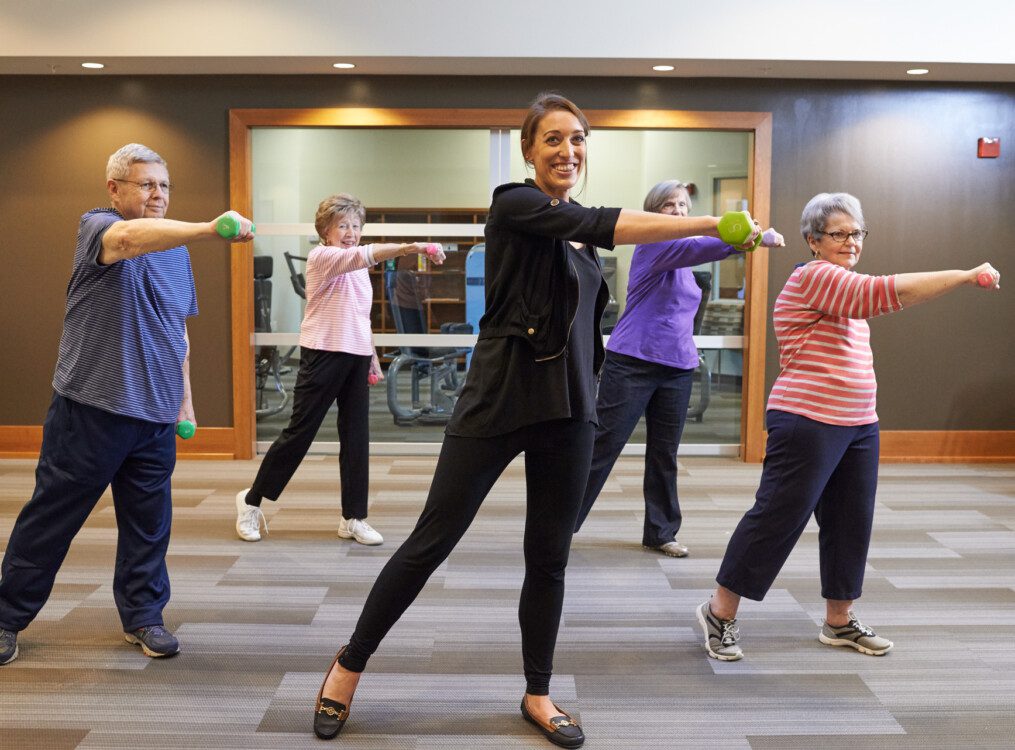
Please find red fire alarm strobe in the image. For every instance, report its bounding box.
[977,137,1000,158]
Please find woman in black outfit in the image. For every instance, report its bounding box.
[312,92,761,748]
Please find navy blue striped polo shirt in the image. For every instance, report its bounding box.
[53,208,198,423]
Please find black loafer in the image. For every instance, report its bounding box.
[520,698,585,748]
[314,647,351,740]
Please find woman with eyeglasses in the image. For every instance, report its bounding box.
[696,192,1001,662]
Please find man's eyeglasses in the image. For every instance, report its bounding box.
[114,178,172,194]
[817,229,868,244]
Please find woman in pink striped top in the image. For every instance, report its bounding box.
[696,192,1000,662]
[234,194,445,544]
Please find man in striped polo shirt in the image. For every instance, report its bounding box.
[0,144,253,665]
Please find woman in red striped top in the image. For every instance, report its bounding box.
[696,192,1000,662]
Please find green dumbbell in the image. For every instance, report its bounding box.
[175,420,196,440]
[718,211,761,251]
[215,214,255,239]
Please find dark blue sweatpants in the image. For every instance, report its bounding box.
[716,409,879,602]
[0,394,176,633]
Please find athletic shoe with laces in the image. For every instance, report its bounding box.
[819,611,893,656]
[124,625,180,657]
[647,539,689,557]
[696,600,743,661]
[337,517,383,545]
[0,628,18,665]
[235,488,267,542]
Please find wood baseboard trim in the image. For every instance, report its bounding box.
[0,426,238,460]
[879,430,1015,463]
[4,426,1011,463]
[754,429,1015,463]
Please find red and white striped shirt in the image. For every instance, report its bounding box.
[298,244,378,355]
[767,260,903,426]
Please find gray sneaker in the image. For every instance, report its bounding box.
[124,625,180,658]
[0,628,17,665]
[696,601,743,661]
[819,612,893,656]
[647,540,689,558]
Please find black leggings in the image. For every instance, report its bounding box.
[251,348,370,518]
[339,419,595,695]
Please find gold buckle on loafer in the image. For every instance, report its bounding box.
[317,703,349,721]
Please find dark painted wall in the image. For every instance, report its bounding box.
[1,75,1012,429]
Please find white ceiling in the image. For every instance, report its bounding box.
[2,0,1013,82]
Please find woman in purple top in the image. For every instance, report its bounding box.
[574,180,782,556]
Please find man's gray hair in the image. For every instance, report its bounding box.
[106,143,166,181]
[643,179,690,213]
[800,192,864,242]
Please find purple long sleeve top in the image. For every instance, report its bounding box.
[606,236,740,370]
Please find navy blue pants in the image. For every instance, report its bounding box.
[0,394,175,633]
[251,348,370,518]
[340,419,595,696]
[574,351,693,547]
[717,410,880,602]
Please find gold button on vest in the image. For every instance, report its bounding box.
[550,198,559,206]
[527,327,535,335]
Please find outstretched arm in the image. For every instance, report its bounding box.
[896,263,1000,307]
[613,209,777,251]
[370,242,446,265]
[100,210,254,264]
[612,209,721,246]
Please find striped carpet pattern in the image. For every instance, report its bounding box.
[1,457,1013,749]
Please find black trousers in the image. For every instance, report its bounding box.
[339,419,595,695]
[252,348,370,518]
[574,351,693,546]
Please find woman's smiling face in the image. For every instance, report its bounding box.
[809,212,865,270]
[523,109,586,201]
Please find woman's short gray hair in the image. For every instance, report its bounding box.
[643,179,690,213]
[800,192,865,242]
[315,193,366,238]
[106,143,166,181]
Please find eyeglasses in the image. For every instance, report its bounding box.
[114,178,172,194]
[818,229,868,244]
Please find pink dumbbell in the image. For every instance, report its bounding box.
[368,373,379,385]
[977,271,996,288]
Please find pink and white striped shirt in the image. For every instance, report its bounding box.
[767,260,903,426]
[298,244,378,355]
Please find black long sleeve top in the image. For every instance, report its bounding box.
[446,180,621,438]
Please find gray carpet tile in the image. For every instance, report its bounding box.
[1,457,1014,749]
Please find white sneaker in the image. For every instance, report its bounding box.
[235,489,267,542]
[337,517,383,545]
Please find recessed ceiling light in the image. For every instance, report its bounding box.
[81,62,104,69]
[652,65,675,72]
[332,62,356,69]
[906,68,929,75]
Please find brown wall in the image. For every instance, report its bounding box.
[1,75,1012,429]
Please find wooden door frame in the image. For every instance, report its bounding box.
[228,108,772,461]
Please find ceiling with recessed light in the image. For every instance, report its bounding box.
[2,1,1013,82]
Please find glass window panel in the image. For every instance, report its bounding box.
[251,128,490,447]
[252,126,751,450]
